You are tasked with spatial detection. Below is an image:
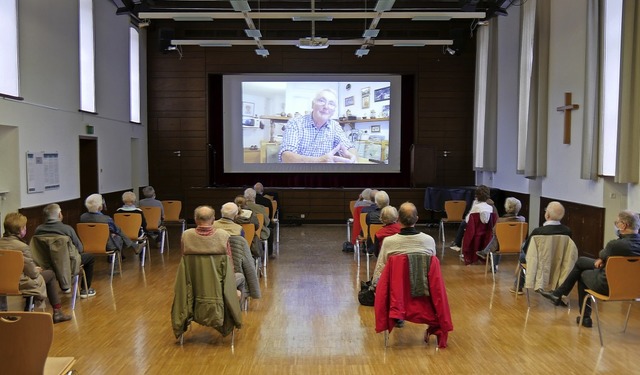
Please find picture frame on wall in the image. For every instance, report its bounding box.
[371,125,381,133]
[243,102,255,116]
[345,96,354,106]
[374,86,390,102]
[361,87,370,109]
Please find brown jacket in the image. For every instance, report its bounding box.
[0,235,47,300]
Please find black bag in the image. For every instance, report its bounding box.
[358,281,375,306]
[342,241,354,253]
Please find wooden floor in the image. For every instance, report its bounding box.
[28,225,640,374]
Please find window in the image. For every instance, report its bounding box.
[79,0,96,112]
[0,0,19,98]
[129,27,141,123]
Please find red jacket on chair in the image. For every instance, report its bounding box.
[462,212,497,265]
[351,206,365,245]
[374,254,453,348]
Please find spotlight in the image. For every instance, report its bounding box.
[445,47,457,55]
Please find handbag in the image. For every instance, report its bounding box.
[358,280,375,306]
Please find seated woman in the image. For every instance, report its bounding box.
[371,206,401,257]
[0,212,71,323]
[449,185,495,252]
[476,197,526,269]
[116,191,147,238]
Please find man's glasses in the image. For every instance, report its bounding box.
[314,97,336,108]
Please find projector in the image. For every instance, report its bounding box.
[298,37,329,49]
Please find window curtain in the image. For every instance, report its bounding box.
[615,0,640,183]
[517,0,550,178]
[473,22,497,171]
[581,0,602,181]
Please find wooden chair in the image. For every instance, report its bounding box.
[347,200,357,241]
[0,249,35,312]
[255,213,268,271]
[114,213,149,267]
[241,223,259,279]
[0,311,76,374]
[579,256,640,346]
[486,222,528,282]
[368,223,384,280]
[439,200,466,258]
[141,206,169,255]
[76,223,122,282]
[161,200,186,233]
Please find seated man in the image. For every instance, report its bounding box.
[0,212,71,323]
[34,203,97,299]
[244,188,271,255]
[371,202,436,286]
[79,193,141,257]
[354,188,375,208]
[138,186,164,245]
[213,202,244,236]
[116,191,147,237]
[511,201,571,294]
[254,182,275,251]
[233,195,262,259]
[181,205,245,295]
[539,210,640,327]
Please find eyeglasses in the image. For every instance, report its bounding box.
[314,97,336,108]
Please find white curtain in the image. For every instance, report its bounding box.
[473,22,498,171]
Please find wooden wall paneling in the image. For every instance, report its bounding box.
[540,197,604,258]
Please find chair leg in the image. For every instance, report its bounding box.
[276,221,280,256]
[262,240,268,269]
[109,253,116,283]
[384,330,389,347]
[24,296,34,312]
[71,274,79,310]
[366,253,371,281]
[623,302,633,333]
[439,221,445,259]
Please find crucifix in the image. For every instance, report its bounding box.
[556,92,579,144]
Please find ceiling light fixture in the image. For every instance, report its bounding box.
[245,29,262,38]
[362,29,380,38]
[255,48,269,57]
[411,15,452,21]
[445,46,457,55]
[374,0,395,12]
[230,0,251,12]
[199,43,232,47]
[172,16,213,22]
[393,42,427,47]
[138,19,150,28]
[292,15,333,21]
[355,48,370,57]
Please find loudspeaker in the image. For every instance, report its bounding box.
[158,28,175,53]
[410,144,436,187]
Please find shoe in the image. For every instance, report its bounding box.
[537,289,564,306]
[475,251,486,260]
[509,287,524,295]
[61,288,71,294]
[395,319,405,328]
[450,245,461,252]
[80,288,97,299]
[52,309,72,324]
[132,243,142,255]
[577,316,593,328]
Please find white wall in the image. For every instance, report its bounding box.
[0,0,148,211]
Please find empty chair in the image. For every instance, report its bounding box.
[141,206,168,254]
[114,213,149,266]
[76,223,121,282]
[439,200,466,258]
[347,200,357,241]
[162,200,186,233]
[0,311,76,374]
[579,256,640,346]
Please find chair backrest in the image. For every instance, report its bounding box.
[495,222,528,254]
[604,256,640,300]
[76,223,111,255]
[369,224,384,241]
[360,212,369,241]
[141,206,162,231]
[241,223,256,246]
[0,311,53,374]
[264,207,270,221]
[162,200,183,221]
[114,213,142,241]
[0,249,24,296]
[255,213,265,239]
[271,200,278,219]
[444,200,466,221]
[349,200,357,216]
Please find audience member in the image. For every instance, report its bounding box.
[213,202,244,236]
[0,212,71,323]
[244,188,271,255]
[34,203,97,299]
[181,206,245,295]
[254,182,275,251]
[80,193,141,257]
[476,197,526,269]
[371,206,402,257]
[116,191,147,237]
[354,188,374,208]
[539,210,640,327]
[233,195,262,259]
[371,202,436,286]
[365,190,389,226]
[139,186,164,223]
[449,185,494,251]
[511,201,571,294]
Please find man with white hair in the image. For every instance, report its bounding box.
[139,186,164,221]
[79,193,141,257]
[354,188,375,208]
[254,182,276,252]
[213,202,244,236]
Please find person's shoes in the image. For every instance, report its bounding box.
[52,309,72,324]
[577,316,593,328]
[131,243,142,255]
[509,287,524,295]
[475,251,487,260]
[395,319,405,328]
[450,245,461,252]
[61,288,71,294]
[537,289,564,306]
[80,288,97,299]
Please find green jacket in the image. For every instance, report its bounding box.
[29,234,81,290]
[171,253,242,338]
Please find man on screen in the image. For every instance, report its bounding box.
[279,89,358,163]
